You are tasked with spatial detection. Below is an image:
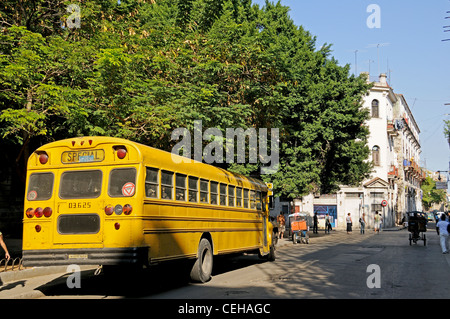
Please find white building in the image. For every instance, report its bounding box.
[337,73,424,229]
[270,74,424,231]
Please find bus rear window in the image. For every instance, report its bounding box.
[60,170,102,199]
[27,172,54,201]
[109,168,137,197]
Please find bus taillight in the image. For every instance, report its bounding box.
[43,207,52,218]
[26,208,34,218]
[34,207,43,218]
[123,204,132,215]
[105,205,114,216]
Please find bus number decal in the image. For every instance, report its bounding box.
[68,202,92,209]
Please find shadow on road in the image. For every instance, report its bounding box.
[35,253,268,298]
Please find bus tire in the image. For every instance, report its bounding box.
[267,244,276,261]
[190,238,213,283]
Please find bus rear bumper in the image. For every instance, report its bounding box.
[22,247,149,267]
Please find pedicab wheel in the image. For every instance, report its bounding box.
[292,233,297,244]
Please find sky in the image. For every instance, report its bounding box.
[252,0,450,176]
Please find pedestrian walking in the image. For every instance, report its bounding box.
[325,213,332,234]
[277,212,286,239]
[0,232,10,261]
[359,213,366,234]
[346,213,352,234]
[313,212,318,234]
[436,214,449,254]
[374,211,381,233]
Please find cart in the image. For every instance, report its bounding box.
[289,213,309,244]
[407,211,427,246]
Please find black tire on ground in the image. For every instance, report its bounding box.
[190,238,213,283]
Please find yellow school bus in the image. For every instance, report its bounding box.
[22,136,275,282]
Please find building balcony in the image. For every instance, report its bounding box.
[388,165,399,179]
[387,120,399,136]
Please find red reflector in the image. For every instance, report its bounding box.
[35,225,41,232]
[43,207,52,218]
[105,205,114,216]
[123,204,132,215]
[117,148,127,159]
[39,153,48,164]
[34,207,43,218]
[114,222,120,230]
[72,141,75,146]
[26,208,34,218]
[89,139,93,145]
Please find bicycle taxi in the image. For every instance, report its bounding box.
[289,212,310,244]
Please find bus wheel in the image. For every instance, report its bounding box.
[267,244,276,261]
[190,238,213,283]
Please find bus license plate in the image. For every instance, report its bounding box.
[68,254,88,259]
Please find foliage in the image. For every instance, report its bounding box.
[0,0,372,198]
[421,176,447,211]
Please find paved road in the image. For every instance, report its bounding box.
[1,224,450,299]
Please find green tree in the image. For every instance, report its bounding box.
[421,176,447,211]
[0,0,373,200]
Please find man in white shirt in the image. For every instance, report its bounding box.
[436,214,449,254]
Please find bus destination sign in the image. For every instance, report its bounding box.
[62,149,105,164]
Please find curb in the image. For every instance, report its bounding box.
[0,265,97,284]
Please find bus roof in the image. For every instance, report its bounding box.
[29,136,268,191]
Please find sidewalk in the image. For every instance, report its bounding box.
[275,225,404,247]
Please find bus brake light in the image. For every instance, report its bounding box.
[105,205,114,216]
[34,207,43,218]
[26,208,34,218]
[43,207,52,218]
[123,204,132,215]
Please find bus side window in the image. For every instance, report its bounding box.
[236,187,242,207]
[210,182,218,205]
[176,173,186,201]
[228,185,235,207]
[161,171,173,200]
[220,183,227,206]
[145,167,159,198]
[188,176,198,202]
[250,190,256,209]
[200,179,209,203]
[243,189,249,208]
[256,191,262,210]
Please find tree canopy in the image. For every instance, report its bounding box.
[0,0,372,198]
[421,176,447,211]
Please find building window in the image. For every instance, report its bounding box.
[372,146,380,166]
[371,99,379,118]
